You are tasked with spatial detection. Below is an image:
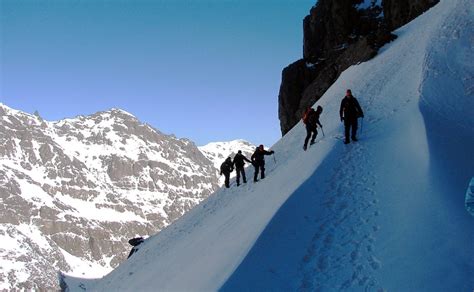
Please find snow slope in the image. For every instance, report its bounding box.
[63,0,474,290]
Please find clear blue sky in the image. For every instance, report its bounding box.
[0,0,315,146]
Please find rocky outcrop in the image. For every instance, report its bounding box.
[278,0,439,135]
[384,0,440,30]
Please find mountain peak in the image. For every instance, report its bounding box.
[107,108,136,118]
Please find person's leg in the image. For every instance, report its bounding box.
[225,174,230,188]
[351,119,359,140]
[304,126,311,150]
[261,163,266,179]
[311,128,318,144]
[344,120,351,143]
[254,165,259,182]
[236,168,241,185]
[242,168,247,183]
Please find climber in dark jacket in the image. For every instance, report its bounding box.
[303,106,323,150]
[220,157,234,188]
[340,89,364,144]
[250,145,274,182]
[233,150,251,186]
[127,237,145,258]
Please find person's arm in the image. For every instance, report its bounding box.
[355,98,364,117]
[244,156,252,163]
[339,99,345,121]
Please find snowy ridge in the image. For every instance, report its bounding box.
[63,0,473,290]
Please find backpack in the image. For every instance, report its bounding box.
[302,108,311,124]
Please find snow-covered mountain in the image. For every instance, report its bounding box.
[0,105,221,290]
[62,0,474,290]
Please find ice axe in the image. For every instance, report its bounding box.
[320,125,325,137]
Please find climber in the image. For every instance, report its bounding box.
[302,106,323,150]
[220,157,234,188]
[250,145,274,182]
[127,237,145,258]
[233,150,251,186]
[339,89,364,144]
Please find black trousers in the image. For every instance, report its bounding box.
[253,162,265,181]
[344,118,358,141]
[236,166,246,185]
[223,172,230,188]
[304,125,318,148]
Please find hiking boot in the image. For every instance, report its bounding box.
[310,141,315,145]
[344,139,350,144]
[351,136,358,142]
[303,145,307,151]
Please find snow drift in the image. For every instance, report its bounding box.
[62,0,474,290]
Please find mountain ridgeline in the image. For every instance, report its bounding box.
[278,0,439,135]
[0,104,251,290]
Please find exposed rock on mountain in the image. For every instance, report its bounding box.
[384,0,440,30]
[0,104,219,290]
[278,0,439,135]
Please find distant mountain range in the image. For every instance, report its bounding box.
[0,103,254,290]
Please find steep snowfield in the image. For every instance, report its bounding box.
[63,0,473,290]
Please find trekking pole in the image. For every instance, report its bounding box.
[321,126,325,137]
[273,153,276,164]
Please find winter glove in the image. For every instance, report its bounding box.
[340,117,344,122]
[271,150,275,154]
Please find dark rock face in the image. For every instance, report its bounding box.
[278,0,439,135]
[384,0,439,30]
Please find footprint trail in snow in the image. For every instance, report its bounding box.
[299,142,383,291]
